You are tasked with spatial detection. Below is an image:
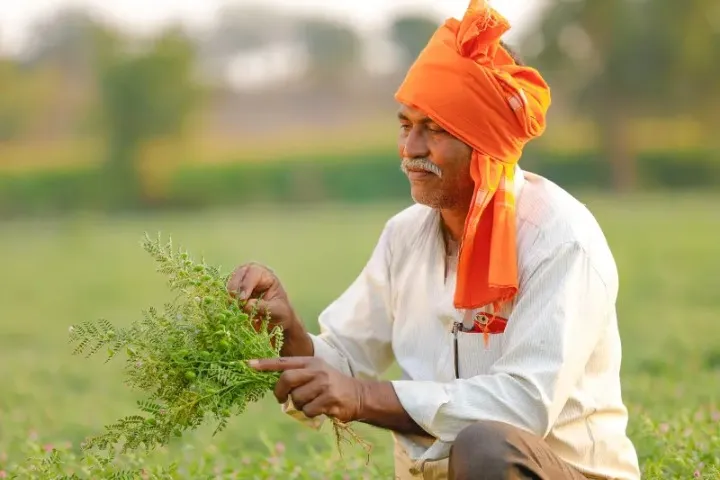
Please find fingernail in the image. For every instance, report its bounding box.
[247,360,259,367]
[238,290,248,301]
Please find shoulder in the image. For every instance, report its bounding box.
[383,202,437,240]
[516,171,618,297]
[377,203,438,257]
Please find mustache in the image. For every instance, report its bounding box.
[401,158,442,178]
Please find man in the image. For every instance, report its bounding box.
[227,2,641,479]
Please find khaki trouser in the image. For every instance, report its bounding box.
[393,433,447,480]
[393,421,601,480]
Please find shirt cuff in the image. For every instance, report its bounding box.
[309,334,352,377]
[391,380,454,442]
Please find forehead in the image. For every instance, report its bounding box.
[396,103,470,150]
[397,104,432,122]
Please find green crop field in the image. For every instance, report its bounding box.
[1,194,719,479]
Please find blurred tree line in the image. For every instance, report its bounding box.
[519,0,720,192]
[0,6,441,208]
[0,0,718,214]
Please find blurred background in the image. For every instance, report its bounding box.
[1,0,719,478]
[0,0,718,211]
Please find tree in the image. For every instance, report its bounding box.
[390,14,440,70]
[519,0,720,192]
[93,26,203,208]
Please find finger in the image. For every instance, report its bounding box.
[226,265,248,299]
[274,370,315,404]
[248,357,313,372]
[300,395,329,419]
[288,380,325,410]
[236,265,262,301]
[238,265,275,301]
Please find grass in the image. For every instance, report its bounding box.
[0,193,719,478]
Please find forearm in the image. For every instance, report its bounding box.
[279,312,315,357]
[356,380,433,438]
[280,330,314,357]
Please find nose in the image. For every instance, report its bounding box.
[401,127,430,159]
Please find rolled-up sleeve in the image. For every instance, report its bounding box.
[391,241,614,443]
[283,222,396,424]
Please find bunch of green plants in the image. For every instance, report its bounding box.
[67,233,363,459]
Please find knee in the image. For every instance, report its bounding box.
[455,420,512,446]
[449,421,511,478]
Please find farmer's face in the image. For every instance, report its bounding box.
[397,104,474,210]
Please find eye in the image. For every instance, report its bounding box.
[399,123,412,133]
[426,123,446,134]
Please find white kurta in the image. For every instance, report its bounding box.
[283,167,641,480]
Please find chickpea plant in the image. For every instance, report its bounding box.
[67,233,365,460]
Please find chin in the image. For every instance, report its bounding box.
[410,188,442,209]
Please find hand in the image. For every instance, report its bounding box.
[227,262,312,357]
[249,357,365,423]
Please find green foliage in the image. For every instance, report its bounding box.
[96,28,200,142]
[67,233,283,456]
[92,26,202,208]
[519,0,720,190]
[3,433,384,479]
[632,409,720,479]
[520,0,720,114]
[2,149,720,218]
[6,406,720,479]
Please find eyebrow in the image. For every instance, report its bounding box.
[397,111,431,123]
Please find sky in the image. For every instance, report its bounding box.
[0,0,545,55]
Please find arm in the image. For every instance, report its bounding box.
[307,221,396,380]
[283,222,398,423]
[386,241,615,442]
[356,380,430,436]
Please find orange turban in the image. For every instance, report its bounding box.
[395,1,552,315]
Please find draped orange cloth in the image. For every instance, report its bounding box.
[395,0,552,314]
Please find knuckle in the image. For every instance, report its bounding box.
[248,261,267,272]
[291,395,305,409]
[302,404,320,418]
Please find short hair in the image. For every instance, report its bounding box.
[500,40,524,66]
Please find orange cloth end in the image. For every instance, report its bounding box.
[395,0,551,311]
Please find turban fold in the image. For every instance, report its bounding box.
[395,0,552,320]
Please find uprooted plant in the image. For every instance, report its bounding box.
[68,233,369,460]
